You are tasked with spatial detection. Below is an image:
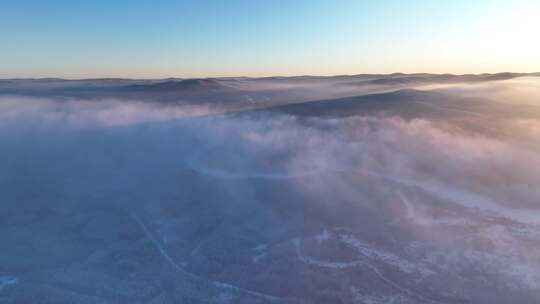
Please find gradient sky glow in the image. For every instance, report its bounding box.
[1,0,539,78]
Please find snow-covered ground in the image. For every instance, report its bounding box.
[1,76,539,303]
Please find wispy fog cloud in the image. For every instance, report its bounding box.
[2,94,538,220]
[200,115,540,214]
[0,96,212,129]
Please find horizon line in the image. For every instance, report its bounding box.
[2,71,539,81]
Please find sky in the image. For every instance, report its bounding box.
[1,0,539,78]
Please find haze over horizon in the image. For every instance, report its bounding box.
[2,71,540,81]
[2,0,539,78]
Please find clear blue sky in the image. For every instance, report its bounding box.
[1,0,538,78]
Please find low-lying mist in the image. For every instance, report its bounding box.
[1,76,539,303]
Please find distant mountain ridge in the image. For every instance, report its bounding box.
[349,72,530,86]
[0,73,538,108]
[1,72,538,83]
[125,78,232,92]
